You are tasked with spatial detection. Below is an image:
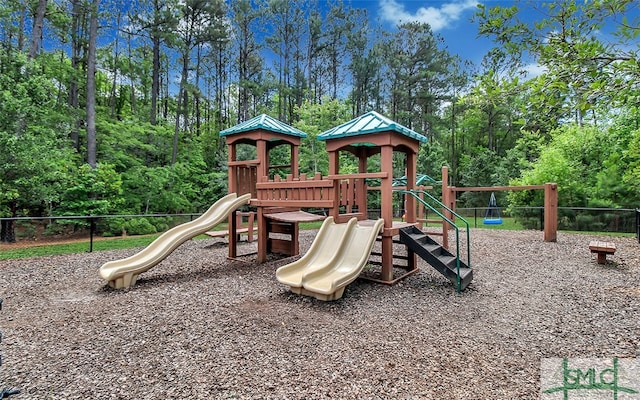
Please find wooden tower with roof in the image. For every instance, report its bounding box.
[317,111,427,283]
[219,114,320,258]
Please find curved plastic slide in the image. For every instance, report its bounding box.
[275,217,356,290]
[302,218,384,300]
[276,218,384,301]
[99,193,251,289]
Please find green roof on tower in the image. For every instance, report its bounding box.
[317,111,427,143]
[219,114,307,138]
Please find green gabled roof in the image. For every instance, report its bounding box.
[317,111,427,143]
[219,114,307,138]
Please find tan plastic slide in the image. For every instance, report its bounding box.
[276,217,384,301]
[99,193,251,289]
[275,217,355,289]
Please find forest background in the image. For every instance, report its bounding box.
[1,0,640,241]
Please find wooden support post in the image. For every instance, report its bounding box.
[380,146,394,282]
[228,210,237,258]
[404,153,418,274]
[407,248,416,272]
[544,183,558,242]
[228,144,237,194]
[328,150,339,175]
[357,149,368,216]
[328,150,340,219]
[381,234,394,282]
[291,144,299,178]
[329,180,340,220]
[257,140,268,180]
[257,207,268,263]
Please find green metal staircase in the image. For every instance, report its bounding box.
[396,190,473,292]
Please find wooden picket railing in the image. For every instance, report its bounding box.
[253,172,388,216]
[253,173,334,208]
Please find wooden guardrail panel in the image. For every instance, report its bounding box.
[256,174,334,207]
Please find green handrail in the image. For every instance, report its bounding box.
[396,189,471,292]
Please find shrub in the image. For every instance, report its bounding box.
[100,217,127,237]
[124,218,157,235]
[150,216,170,233]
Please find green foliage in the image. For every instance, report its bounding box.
[0,51,78,216]
[456,148,502,207]
[416,141,447,180]
[294,99,352,176]
[124,217,157,235]
[59,164,123,217]
[150,217,170,233]
[475,0,640,125]
[622,129,640,197]
[100,217,127,237]
[508,123,629,209]
[97,118,173,171]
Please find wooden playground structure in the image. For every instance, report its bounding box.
[221,112,427,284]
[220,113,559,287]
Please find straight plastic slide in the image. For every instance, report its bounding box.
[99,192,251,289]
[276,217,384,301]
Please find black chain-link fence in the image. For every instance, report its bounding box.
[0,213,202,251]
[453,207,638,234]
[1,207,639,251]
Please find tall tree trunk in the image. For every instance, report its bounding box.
[28,0,48,59]
[69,0,82,152]
[171,88,182,165]
[450,101,456,186]
[86,0,100,169]
[109,11,120,118]
[194,44,202,137]
[151,35,160,125]
[17,4,26,51]
[127,30,137,115]
[172,52,189,165]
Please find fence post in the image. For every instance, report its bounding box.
[89,217,96,253]
[540,208,544,231]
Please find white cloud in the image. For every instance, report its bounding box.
[522,63,547,80]
[379,0,478,31]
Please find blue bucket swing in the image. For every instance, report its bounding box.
[483,192,503,225]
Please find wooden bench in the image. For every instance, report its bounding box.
[205,212,255,242]
[589,241,616,264]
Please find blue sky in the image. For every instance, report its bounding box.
[351,0,640,75]
[351,0,499,64]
